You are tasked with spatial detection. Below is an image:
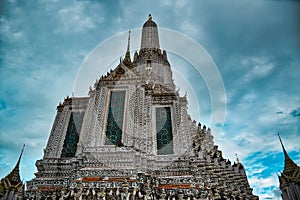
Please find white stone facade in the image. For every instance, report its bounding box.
[26,15,258,199]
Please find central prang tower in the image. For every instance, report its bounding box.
[26,15,258,200]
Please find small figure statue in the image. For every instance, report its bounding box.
[178,188,184,200]
[72,188,83,200]
[83,188,90,199]
[116,187,120,197]
[91,187,96,197]
[121,186,130,200]
[138,190,144,199]
[132,187,138,198]
[159,188,167,200]
[145,186,152,200]
[97,187,106,200]
[59,189,70,200]
[107,189,113,197]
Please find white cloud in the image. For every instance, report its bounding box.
[242,57,274,82]
[250,175,277,188]
[161,0,172,7]
[175,0,187,9]
[241,92,257,103]
[161,0,187,9]
[0,17,24,42]
[56,1,104,33]
[249,174,281,200]
[180,20,200,38]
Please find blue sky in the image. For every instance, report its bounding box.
[1,0,300,199]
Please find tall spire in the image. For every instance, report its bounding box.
[141,14,160,50]
[123,30,131,65]
[278,134,299,174]
[127,30,131,53]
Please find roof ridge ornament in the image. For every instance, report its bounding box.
[148,14,152,21]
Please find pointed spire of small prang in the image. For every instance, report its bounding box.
[127,30,131,53]
[6,144,25,184]
[123,30,131,65]
[278,134,299,174]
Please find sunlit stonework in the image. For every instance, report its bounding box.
[25,15,259,199]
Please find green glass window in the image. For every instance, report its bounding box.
[61,112,84,158]
[105,91,126,145]
[156,107,174,155]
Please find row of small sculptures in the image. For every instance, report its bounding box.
[26,186,245,200]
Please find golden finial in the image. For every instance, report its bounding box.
[148,14,152,21]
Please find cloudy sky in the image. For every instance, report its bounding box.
[1,0,299,199]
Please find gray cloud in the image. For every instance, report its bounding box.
[290,108,300,118]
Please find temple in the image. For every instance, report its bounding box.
[25,15,258,199]
[278,135,300,200]
[0,145,25,200]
